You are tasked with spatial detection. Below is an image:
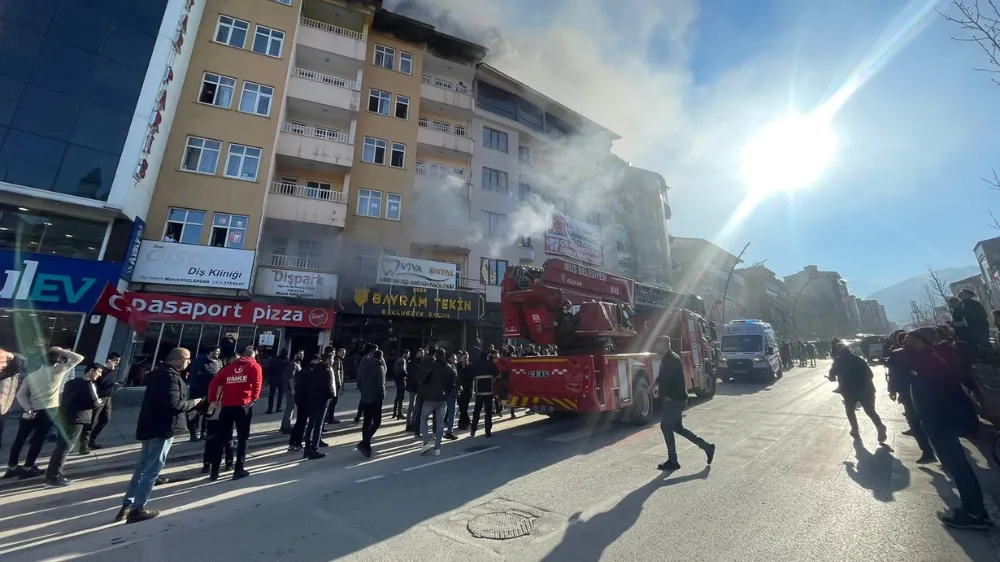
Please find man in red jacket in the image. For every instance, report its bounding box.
[207,346,262,481]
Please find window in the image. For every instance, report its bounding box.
[252,25,285,57]
[455,124,467,137]
[519,236,532,248]
[386,193,402,220]
[394,95,409,119]
[432,120,450,133]
[453,168,465,178]
[224,144,262,181]
[368,89,391,115]
[214,15,249,48]
[483,127,508,153]
[305,180,332,200]
[382,248,398,256]
[519,183,531,200]
[164,208,206,245]
[450,261,463,287]
[362,137,387,165]
[181,136,222,174]
[198,73,236,108]
[357,189,383,218]
[481,258,508,285]
[296,238,321,260]
[374,44,395,69]
[390,142,406,168]
[210,213,249,248]
[238,82,274,116]
[483,211,507,236]
[482,167,508,192]
[519,145,530,164]
[399,52,413,75]
[270,237,289,255]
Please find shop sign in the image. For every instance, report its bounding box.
[131,240,255,289]
[254,267,337,300]
[0,250,123,313]
[94,287,334,329]
[121,218,145,282]
[377,255,456,290]
[545,211,603,266]
[343,284,483,321]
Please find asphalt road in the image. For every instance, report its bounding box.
[1,359,998,561]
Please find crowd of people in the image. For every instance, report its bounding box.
[779,340,823,369]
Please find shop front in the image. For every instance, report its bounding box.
[334,283,484,376]
[95,290,335,380]
[0,248,122,357]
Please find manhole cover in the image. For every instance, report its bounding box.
[467,512,534,540]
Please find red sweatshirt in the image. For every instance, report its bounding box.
[207,357,263,407]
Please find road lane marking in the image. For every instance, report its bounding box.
[401,446,500,472]
[355,475,385,483]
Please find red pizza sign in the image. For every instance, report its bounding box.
[95,286,334,329]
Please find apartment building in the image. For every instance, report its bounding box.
[670,237,747,327]
[0,0,204,361]
[735,265,792,336]
[784,265,853,339]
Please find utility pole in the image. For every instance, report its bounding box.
[721,242,751,326]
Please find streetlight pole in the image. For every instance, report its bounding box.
[791,275,819,338]
[721,242,750,326]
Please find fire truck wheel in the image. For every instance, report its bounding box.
[629,378,653,425]
[694,370,717,399]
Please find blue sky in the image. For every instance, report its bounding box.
[393,0,997,293]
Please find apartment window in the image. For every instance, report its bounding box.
[451,261,463,287]
[270,237,289,255]
[224,144,262,181]
[362,137,387,165]
[453,168,465,178]
[210,213,249,248]
[399,52,413,75]
[394,95,409,119]
[518,183,531,200]
[373,44,395,69]
[481,258,508,285]
[519,145,530,164]
[455,124,467,137]
[432,120,450,133]
[238,82,274,116]
[386,193,402,220]
[214,15,249,48]
[296,238,321,260]
[181,136,222,174]
[164,208,205,245]
[252,25,285,57]
[368,89,391,115]
[390,142,406,168]
[382,247,398,256]
[198,73,236,108]
[357,188,383,218]
[519,236,532,248]
[483,127,508,153]
[483,211,507,236]
[305,180,332,200]
[482,167,508,192]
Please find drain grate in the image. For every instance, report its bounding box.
[467,511,534,540]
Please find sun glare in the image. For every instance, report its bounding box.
[739,113,837,195]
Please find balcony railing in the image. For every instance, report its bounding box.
[300,16,365,41]
[281,122,352,145]
[291,67,359,90]
[421,75,471,95]
[259,253,335,272]
[418,117,468,137]
[270,181,347,203]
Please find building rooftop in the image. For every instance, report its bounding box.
[374,9,488,65]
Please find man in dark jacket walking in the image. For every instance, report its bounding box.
[418,350,457,456]
[115,348,200,524]
[185,346,222,441]
[652,337,715,470]
[265,351,290,414]
[829,343,887,442]
[79,353,120,453]
[470,348,498,438]
[356,349,387,458]
[44,363,105,487]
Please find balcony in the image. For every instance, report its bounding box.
[265,181,348,228]
[258,252,337,273]
[297,16,367,62]
[519,242,536,262]
[415,162,471,199]
[417,118,473,160]
[420,75,474,118]
[276,122,354,173]
[287,67,360,115]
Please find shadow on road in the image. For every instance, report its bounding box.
[843,441,909,502]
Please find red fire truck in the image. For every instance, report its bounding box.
[500,258,716,425]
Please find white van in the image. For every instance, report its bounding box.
[718,319,783,382]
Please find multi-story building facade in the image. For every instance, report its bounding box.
[974,236,1000,311]
[735,265,792,336]
[784,265,853,339]
[670,237,746,328]
[0,0,204,362]
[856,299,889,334]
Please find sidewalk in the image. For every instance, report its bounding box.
[0,384,388,489]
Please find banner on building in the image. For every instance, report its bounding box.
[377,255,456,290]
[131,241,255,289]
[341,284,483,321]
[254,267,338,300]
[545,211,603,266]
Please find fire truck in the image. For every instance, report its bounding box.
[500,258,716,425]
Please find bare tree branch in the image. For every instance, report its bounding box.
[940,0,1000,84]
[927,266,952,304]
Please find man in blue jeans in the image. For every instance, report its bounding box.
[115,348,201,524]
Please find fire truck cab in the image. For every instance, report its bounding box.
[500,259,716,425]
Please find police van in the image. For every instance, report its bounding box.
[718,319,783,382]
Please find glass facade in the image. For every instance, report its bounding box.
[0,0,169,201]
[132,322,281,372]
[0,310,83,367]
[0,203,109,259]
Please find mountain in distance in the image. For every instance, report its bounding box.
[865,265,981,325]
